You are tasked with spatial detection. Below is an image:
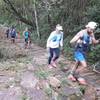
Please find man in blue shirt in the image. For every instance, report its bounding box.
[68,22,100,85]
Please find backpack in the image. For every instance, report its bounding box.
[24,31,29,39]
[75,32,91,52]
[10,29,16,37]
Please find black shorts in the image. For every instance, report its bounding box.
[11,35,15,38]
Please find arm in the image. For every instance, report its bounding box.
[23,31,25,37]
[70,31,83,44]
[46,32,54,48]
[60,33,63,47]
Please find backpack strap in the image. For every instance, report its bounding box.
[75,32,91,52]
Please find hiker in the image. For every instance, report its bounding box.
[10,26,17,43]
[5,28,10,38]
[68,21,100,85]
[28,29,32,48]
[17,31,20,39]
[23,28,31,49]
[46,24,63,68]
[17,31,21,42]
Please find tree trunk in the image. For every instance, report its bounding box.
[34,0,40,39]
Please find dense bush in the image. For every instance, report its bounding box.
[88,45,100,64]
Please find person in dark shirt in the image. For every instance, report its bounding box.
[10,26,16,43]
[68,21,100,85]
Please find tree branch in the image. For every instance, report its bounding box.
[3,0,36,27]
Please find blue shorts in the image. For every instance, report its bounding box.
[74,51,86,61]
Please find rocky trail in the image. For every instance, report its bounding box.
[0,38,100,100]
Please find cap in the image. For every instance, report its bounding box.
[56,24,63,31]
[85,21,98,29]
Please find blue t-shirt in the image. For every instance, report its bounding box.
[24,31,29,39]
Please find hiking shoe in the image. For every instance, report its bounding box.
[68,74,76,82]
[48,64,53,69]
[77,77,87,85]
[51,61,57,68]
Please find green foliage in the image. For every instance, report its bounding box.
[45,88,52,96]
[34,70,50,79]
[88,45,100,64]
[79,86,86,95]
[21,95,29,100]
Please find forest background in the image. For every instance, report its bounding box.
[0,0,100,64]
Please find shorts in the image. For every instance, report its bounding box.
[11,35,15,38]
[74,51,86,61]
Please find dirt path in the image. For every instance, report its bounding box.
[17,39,100,99]
[0,38,100,100]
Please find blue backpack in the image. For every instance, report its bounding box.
[11,29,16,37]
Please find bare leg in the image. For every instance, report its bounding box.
[76,60,87,74]
[68,61,80,81]
[70,61,80,75]
[76,60,87,85]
